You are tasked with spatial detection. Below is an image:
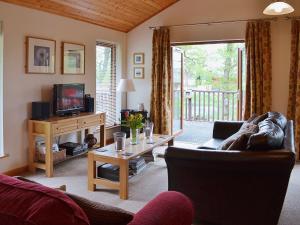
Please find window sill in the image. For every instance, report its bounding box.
[0,154,9,159]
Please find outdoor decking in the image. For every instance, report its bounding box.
[175,121,213,144]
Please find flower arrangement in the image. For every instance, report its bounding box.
[124,113,144,129]
[123,113,144,145]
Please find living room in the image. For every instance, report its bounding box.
[0,0,300,225]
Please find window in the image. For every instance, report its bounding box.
[0,22,3,155]
[96,42,117,127]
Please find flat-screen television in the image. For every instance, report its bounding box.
[53,83,85,116]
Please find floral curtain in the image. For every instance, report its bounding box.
[150,28,172,135]
[287,20,300,158]
[243,21,272,120]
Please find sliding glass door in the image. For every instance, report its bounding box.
[172,47,184,134]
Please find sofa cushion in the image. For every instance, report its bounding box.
[219,122,258,150]
[198,138,224,150]
[66,193,134,225]
[227,133,253,150]
[0,174,89,225]
[247,120,284,150]
[268,112,287,130]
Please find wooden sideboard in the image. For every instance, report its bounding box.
[28,112,106,177]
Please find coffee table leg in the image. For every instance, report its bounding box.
[119,159,129,200]
[88,153,96,191]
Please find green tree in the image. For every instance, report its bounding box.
[179,45,212,87]
[215,43,241,91]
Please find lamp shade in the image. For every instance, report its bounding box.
[117,79,136,92]
[263,1,294,15]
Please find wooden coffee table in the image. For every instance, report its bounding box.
[87,134,174,199]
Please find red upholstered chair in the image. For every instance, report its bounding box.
[0,174,194,225]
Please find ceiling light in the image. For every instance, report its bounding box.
[263,1,294,15]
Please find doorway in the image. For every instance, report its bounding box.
[172,41,246,143]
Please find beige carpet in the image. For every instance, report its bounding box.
[23,156,300,225]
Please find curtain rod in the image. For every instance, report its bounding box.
[286,16,300,20]
[149,16,299,30]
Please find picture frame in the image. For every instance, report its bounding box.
[133,67,144,79]
[62,42,85,75]
[133,53,144,65]
[26,36,56,74]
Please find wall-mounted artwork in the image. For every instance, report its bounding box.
[26,36,56,74]
[62,42,85,75]
[133,67,144,79]
[133,53,144,65]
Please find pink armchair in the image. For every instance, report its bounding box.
[0,174,194,225]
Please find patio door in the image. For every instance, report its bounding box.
[172,47,184,135]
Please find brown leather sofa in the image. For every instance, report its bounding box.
[165,119,296,225]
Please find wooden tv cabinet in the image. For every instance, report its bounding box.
[28,112,106,177]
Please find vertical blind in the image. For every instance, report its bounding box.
[96,42,117,127]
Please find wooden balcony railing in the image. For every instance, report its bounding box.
[173,90,240,122]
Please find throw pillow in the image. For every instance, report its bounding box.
[219,122,258,150]
[249,112,268,125]
[247,120,284,150]
[227,133,254,150]
[65,193,134,225]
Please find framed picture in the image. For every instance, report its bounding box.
[26,36,56,74]
[62,42,85,75]
[133,53,144,65]
[133,67,144,79]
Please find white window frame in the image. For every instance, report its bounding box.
[96,41,117,127]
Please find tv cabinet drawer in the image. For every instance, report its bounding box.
[53,121,79,135]
[78,114,105,128]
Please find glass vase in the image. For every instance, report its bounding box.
[113,132,126,151]
[130,128,140,145]
[144,122,154,144]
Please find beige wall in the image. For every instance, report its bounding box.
[0,2,127,172]
[127,0,300,115]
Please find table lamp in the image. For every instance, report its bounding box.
[117,78,136,109]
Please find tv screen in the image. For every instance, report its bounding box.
[53,83,85,115]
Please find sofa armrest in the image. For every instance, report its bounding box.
[213,121,244,139]
[128,191,194,225]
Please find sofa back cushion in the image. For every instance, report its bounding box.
[247,120,284,150]
[66,193,133,225]
[0,174,90,225]
[268,112,287,130]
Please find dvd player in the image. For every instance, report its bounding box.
[59,142,88,156]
